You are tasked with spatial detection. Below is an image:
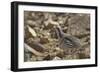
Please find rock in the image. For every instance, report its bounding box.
[56,52,64,58]
[43,55,52,60]
[24,11,32,20]
[24,28,32,42]
[40,37,49,44]
[36,56,44,61]
[26,20,36,26]
[67,14,90,36]
[31,13,35,17]
[55,47,61,51]
[34,27,40,32]
[44,23,54,29]
[24,53,31,62]
[62,27,68,33]
[24,47,30,53]
[40,31,50,37]
[30,55,37,61]
[53,56,61,60]
[64,55,73,60]
[80,45,90,58]
[24,11,90,61]
[78,53,86,59]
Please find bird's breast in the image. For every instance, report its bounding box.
[59,36,81,49]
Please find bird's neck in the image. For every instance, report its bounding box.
[56,26,64,39]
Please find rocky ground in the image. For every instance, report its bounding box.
[24,11,90,62]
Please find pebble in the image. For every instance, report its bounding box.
[53,56,61,60]
[40,37,49,44]
[26,20,36,26]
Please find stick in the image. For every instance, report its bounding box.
[24,43,44,56]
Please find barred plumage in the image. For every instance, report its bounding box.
[55,25,81,50]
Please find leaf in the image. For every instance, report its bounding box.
[27,25,37,37]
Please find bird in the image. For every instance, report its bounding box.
[54,25,81,51]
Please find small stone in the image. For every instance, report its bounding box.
[40,37,49,44]
[36,56,44,61]
[24,53,31,62]
[30,55,37,61]
[24,47,30,53]
[53,56,61,60]
[46,32,50,36]
[56,52,64,58]
[41,31,50,37]
[26,20,36,26]
[62,27,68,33]
[64,55,73,60]
[43,55,51,60]
[55,47,61,51]
[31,13,35,17]
[44,23,54,29]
